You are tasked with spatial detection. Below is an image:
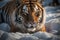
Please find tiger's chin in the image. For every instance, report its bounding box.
[27,28,36,32]
[26,25,45,33]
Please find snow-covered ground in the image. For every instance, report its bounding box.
[45,6,60,22]
[44,6,60,35]
[0,30,60,40]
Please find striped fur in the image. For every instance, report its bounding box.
[0,0,46,33]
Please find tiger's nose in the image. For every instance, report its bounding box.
[26,23,37,28]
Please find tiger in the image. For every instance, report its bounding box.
[0,0,46,33]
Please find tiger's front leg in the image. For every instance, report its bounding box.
[41,25,46,32]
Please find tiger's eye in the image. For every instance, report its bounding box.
[35,12,40,17]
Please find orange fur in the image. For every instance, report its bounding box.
[2,0,46,33]
[41,25,46,32]
[32,12,38,23]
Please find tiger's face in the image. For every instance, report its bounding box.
[13,2,46,32]
[19,4,41,32]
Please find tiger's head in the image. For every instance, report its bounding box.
[2,0,46,33]
[12,0,46,33]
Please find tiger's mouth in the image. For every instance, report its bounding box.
[27,28,36,32]
[23,19,43,32]
[23,23,36,32]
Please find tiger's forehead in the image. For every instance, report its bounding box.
[22,0,38,2]
[22,4,39,11]
[21,0,38,3]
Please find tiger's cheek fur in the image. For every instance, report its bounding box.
[32,12,38,23]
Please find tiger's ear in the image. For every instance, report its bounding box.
[18,0,28,4]
[19,0,39,4]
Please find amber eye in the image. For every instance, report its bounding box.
[35,12,40,17]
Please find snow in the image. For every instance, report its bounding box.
[0,23,10,32]
[45,6,60,22]
[0,30,60,40]
[44,6,60,34]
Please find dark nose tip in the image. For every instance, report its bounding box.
[25,22,37,28]
[30,23,37,27]
[30,26,34,28]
